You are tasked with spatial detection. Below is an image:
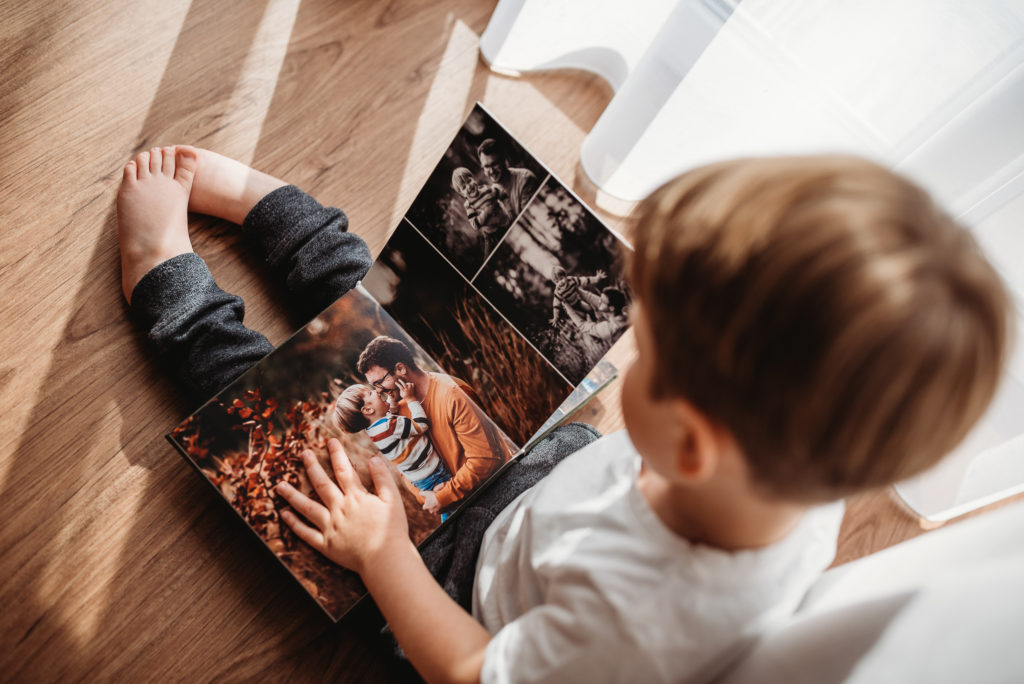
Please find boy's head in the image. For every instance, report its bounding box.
[333,384,390,433]
[628,155,1012,502]
[452,167,481,199]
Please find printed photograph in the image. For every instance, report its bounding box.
[362,219,575,445]
[473,176,632,385]
[168,287,515,621]
[404,104,547,278]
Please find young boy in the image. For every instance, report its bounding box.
[120,148,1010,683]
[334,380,452,494]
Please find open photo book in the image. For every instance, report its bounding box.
[167,104,633,621]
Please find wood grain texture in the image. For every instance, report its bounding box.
[0,0,1008,680]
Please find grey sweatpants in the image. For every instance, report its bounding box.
[130,185,599,617]
[130,185,373,402]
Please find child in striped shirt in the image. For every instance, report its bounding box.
[333,379,452,493]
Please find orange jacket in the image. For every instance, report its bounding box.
[410,373,512,509]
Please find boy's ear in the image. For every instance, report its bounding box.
[393,362,407,376]
[672,400,725,484]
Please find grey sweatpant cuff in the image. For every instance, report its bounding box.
[242,184,373,319]
[128,185,372,403]
[130,252,274,403]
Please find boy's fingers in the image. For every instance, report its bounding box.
[368,456,399,503]
[328,438,364,493]
[280,509,325,551]
[276,482,330,531]
[301,449,342,507]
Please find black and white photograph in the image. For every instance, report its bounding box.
[473,176,632,385]
[404,104,547,278]
[363,219,574,445]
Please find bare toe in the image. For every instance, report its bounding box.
[161,147,175,175]
[149,147,162,174]
[174,147,198,186]
[136,150,151,176]
[122,160,137,183]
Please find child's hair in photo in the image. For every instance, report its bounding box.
[451,167,476,198]
[629,155,1013,502]
[333,384,372,434]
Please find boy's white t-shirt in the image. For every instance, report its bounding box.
[472,430,844,684]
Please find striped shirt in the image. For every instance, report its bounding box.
[365,400,440,483]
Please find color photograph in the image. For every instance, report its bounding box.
[404,104,547,278]
[168,287,513,621]
[472,177,632,385]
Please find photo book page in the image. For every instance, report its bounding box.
[168,104,633,621]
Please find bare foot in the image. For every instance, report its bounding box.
[182,146,288,225]
[117,146,198,303]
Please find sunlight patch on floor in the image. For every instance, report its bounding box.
[205,0,302,162]
[38,445,149,646]
[390,17,481,229]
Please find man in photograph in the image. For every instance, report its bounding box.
[477,138,539,218]
[357,336,512,514]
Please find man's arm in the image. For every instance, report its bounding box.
[277,443,489,684]
[519,169,538,204]
[562,300,588,328]
[431,385,508,510]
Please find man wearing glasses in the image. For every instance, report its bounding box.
[357,336,512,515]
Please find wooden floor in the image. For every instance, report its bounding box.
[1,0,1013,680]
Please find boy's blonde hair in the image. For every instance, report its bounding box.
[451,167,476,198]
[333,384,371,434]
[630,156,1012,501]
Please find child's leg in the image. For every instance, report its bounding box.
[186,148,373,319]
[119,146,372,402]
[119,147,275,402]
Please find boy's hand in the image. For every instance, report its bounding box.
[396,378,415,400]
[276,439,410,574]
